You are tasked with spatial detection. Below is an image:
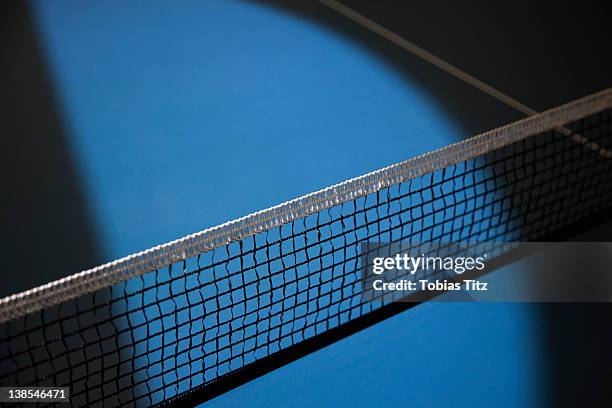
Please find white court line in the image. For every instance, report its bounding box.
[317,0,612,159]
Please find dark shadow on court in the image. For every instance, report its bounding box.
[537,221,612,408]
[0,2,102,296]
[246,0,524,139]
[338,0,612,111]
[0,4,121,405]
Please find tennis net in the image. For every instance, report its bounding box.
[1,88,612,407]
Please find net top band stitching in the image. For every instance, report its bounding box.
[1,87,611,324]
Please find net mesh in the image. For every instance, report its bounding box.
[1,107,611,407]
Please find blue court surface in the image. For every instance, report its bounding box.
[28,1,559,406]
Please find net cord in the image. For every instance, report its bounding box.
[0,87,611,324]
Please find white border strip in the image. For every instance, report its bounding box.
[317,0,538,116]
[1,87,611,324]
[318,0,612,159]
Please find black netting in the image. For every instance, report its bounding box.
[1,109,611,407]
